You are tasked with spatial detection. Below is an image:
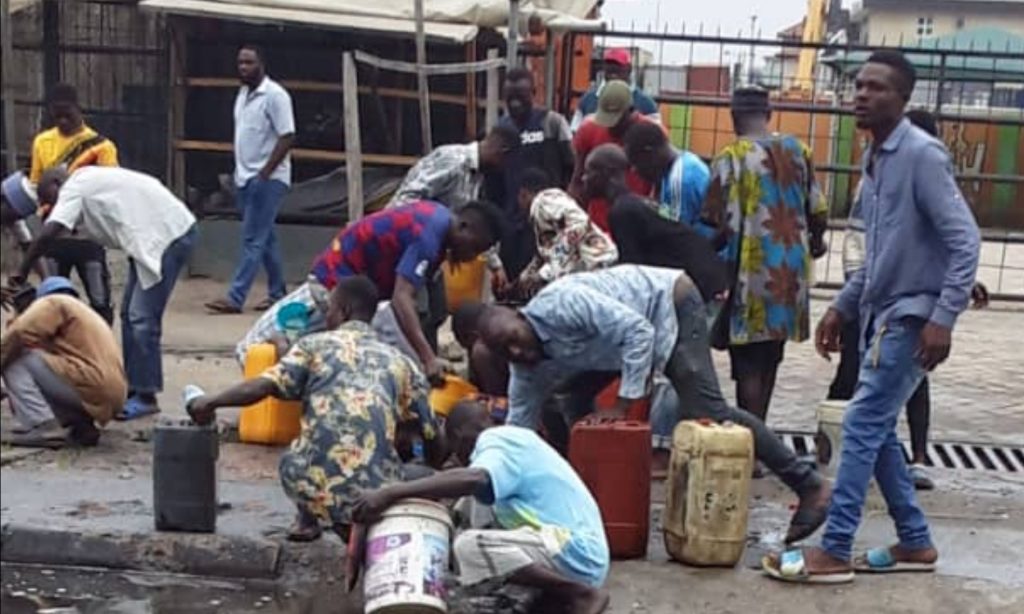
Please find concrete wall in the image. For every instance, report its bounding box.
[188,220,338,284]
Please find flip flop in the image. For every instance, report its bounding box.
[854,547,937,574]
[115,397,161,421]
[762,548,855,584]
[204,299,242,315]
[253,297,277,312]
[909,464,935,491]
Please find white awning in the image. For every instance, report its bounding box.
[140,1,603,43]
[139,0,480,43]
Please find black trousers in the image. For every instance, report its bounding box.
[499,224,537,282]
[828,316,931,461]
[45,238,113,325]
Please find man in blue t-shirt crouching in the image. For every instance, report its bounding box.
[353,401,610,614]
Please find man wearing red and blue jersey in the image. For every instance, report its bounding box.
[307,200,500,381]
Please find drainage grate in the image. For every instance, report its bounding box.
[778,432,1024,474]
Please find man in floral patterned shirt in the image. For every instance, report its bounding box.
[700,87,828,425]
[514,187,618,299]
[188,276,444,542]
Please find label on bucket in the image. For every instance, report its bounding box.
[365,532,448,605]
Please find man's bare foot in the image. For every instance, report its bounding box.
[785,480,832,544]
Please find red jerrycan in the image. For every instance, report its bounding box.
[569,418,651,559]
[594,378,651,421]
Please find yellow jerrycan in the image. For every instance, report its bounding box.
[664,419,754,566]
[239,343,302,445]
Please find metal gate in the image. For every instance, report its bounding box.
[5,0,168,178]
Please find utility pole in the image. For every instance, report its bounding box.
[748,14,758,85]
[508,0,520,68]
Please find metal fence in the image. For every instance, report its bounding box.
[577,25,1024,298]
[4,0,168,178]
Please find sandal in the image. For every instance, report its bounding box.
[204,298,242,314]
[115,397,161,421]
[7,421,69,449]
[854,546,937,574]
[909,464,935,491]
[253,297,277,312]
[763,547,855,584]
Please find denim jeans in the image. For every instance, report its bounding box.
[821,316,933,562]
[663,285,819,495]
[227,178,288,308]
[122,226,197,395]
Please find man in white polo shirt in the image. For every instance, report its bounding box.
[9,166,197,421]
[206,44,295,315]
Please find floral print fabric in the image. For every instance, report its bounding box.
[261,320,436,525]
[701,134,827,345]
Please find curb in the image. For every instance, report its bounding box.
[1,523,282,579]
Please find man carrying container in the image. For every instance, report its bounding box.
[478,265,832,544]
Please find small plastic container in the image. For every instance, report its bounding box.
[593,378,651,421]
[153,418,218,532]
[442,256,487,311]
[428,374,478,418]
[239,343,302,445]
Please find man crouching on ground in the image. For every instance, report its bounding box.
[353,401,610,614]
[2,276,126,448]
[188,276,446,542]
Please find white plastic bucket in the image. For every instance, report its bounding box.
[364,498,454,614]
[816,400,847,477]
[815,399,882,503]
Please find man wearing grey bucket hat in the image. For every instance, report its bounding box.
[1,171,47,284]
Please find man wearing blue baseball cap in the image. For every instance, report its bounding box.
[1,276,126,448]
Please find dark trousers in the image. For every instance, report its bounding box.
[45,238,113,324]
[828,316,931,462]
[499,224,537,282]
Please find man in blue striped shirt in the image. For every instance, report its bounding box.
[479,265,830,544]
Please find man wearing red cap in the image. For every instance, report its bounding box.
[570,47,660,132]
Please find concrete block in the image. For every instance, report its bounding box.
[188,220,338,284]
[1,523,281,579]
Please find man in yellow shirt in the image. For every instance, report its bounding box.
[29,83,118,324]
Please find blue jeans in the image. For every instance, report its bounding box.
[821,316,933,561]
[122,226,197,395]
[227,178,288,308]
